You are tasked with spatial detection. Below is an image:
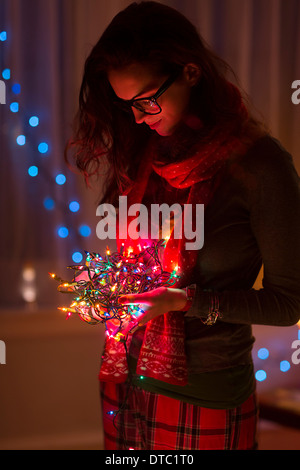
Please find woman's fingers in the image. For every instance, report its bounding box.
[119,287,167,306]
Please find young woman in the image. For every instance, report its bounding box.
[66,1,300,450]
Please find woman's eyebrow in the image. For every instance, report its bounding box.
[129,79,160,101]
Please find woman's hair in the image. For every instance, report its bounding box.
[66,1,265,205]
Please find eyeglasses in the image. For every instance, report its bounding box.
[120,70,181,115]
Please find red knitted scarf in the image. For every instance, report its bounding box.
[99,86,250,385]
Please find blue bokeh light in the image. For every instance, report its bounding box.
[69,201,80,213]
[79,224,91,237]
[29,116,39,127]
[0,31,7,41]
[280,360,290,372]
[257,348,269,360]
[255,370,267,382]
[28,166,38,177]
[57,226,69,238]
[72,252,83,263]
[10,102,19,112]
[38,142,48,153]
[2,68,10,79]
[12,83,21,94]
[55,174,66,185]
[16,135,26,145]
[43,197,55,210]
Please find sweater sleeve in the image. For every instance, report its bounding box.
[185,141,300,326]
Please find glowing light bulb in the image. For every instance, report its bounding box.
[257,348,269,360]
[38,142,48,153]
[21,286,36,302]
[29,116,39,127]
[2,68,10,79]
[57,226,69,238]
[255,370,267,382]
[79,224,91,237]
[16,135,26,145]
[55,174,66,185]
[10,102,19,112]
[12,83,21,94]
[28,166,38,177]
[21,265,37,304]
[43,197,55,210]
[280,360,291,372]
[23,266,36,282]
[69,201,80,212]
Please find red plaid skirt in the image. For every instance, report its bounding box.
[100,381,258,450]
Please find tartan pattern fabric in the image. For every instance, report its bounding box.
[100,381,258,450]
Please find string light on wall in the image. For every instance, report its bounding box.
[1,29,91,266]
[254,340,297,382]
[72,252,83,263]
[29,115,39,127]
[2,68,10,79]
[0,31,7,41]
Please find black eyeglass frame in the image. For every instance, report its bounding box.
[123,70,181,115]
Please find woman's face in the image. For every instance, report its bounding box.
[108,63,196,136]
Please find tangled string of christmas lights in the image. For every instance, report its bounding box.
[50,239,179,341]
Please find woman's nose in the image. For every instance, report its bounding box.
[132,107,146,124]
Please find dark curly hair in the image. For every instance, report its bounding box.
[65,1,265,205]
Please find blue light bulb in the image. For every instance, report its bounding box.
[69,201,80,212]
[55,174,66,185]
[280,361,290,372]
[16,135,26,146]
[29,116,39,127]
[79,225,91,237]
[72,252,83,263]
[255,370,267,382]
[257,348,269,360]
[2,68,10,80]
[38,142,48,153]
[43,197,55,210]
[28,166,38,177]
[12,83,21,94]
[57,227,69,238]
[10,102,19,113]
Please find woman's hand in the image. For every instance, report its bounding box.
[119,287,187,329]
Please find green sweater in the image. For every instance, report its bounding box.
[127,136,300,408]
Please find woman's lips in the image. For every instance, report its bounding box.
[148,119,161,130]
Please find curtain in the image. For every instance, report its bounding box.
[0,0,299,309]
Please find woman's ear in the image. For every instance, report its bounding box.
[183,63,201,86]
